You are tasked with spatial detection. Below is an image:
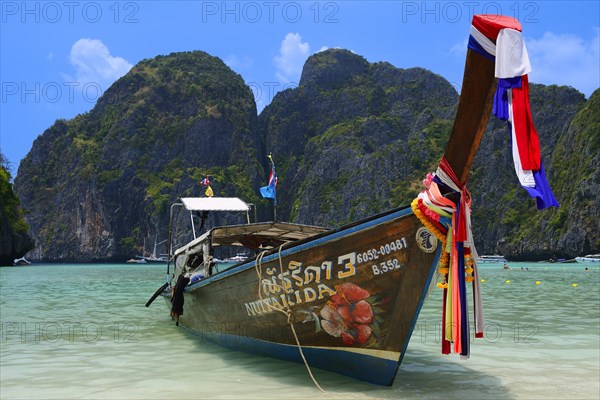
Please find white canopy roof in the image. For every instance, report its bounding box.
[180,197,250,212]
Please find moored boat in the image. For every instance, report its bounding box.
[135,255,168,264]
[477,255,508,263]
[162,198,440,385]
[133,237,168,264]
[575,254,600,263]
[548,258,577,264]
[13,257,31,266]
[147,14,559,385]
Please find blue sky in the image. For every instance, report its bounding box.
[1,1,599,170]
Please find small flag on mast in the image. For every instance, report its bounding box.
[199,176,213,197]
[260,154,278,200]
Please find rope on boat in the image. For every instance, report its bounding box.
[255,247,326,393]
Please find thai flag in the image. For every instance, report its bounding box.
[260,156,278,200]
[200,177,210,186]
[469,16,558,210]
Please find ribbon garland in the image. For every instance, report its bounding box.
[412,156,484,358]
[410,14,563,358]
[413,159,487,357]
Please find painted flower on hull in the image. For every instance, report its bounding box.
[330,283,370,305]
[351,300,374,324]
[320,304,345,337]
[320,283,377,346]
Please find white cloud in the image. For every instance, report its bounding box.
[526,29,599,97]
[68,38,133,87]
[317,46,329,53]
[273,33,310,83]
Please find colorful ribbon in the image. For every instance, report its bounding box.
[469,16,559,210]
[412,14,558,360]
[412,155,484,358]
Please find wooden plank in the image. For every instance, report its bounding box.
[443,49,497,184]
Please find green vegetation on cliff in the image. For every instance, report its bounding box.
[15,51,262,261]
[469,86,596,259]
[259,49,458,227]
[0,154,34,265]
[12,48,600,261]
[1,156,28,234]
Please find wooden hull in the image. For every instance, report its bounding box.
[164,206,440,385]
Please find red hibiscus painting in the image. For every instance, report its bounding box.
[320,283,380,346]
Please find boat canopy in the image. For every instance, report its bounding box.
[180,197,250,212]
[174,222,328,257]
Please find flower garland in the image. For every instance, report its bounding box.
[411,198,449,284]
[464,253,475,282]
[412,163,486,356]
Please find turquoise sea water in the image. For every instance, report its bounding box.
[1,262,598,399]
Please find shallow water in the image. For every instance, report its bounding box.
[1,262,598,399]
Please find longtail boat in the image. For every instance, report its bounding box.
[146,15,557,386]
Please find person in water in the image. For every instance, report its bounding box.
[503,263,510,269]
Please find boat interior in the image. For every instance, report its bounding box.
[172,221,329,282]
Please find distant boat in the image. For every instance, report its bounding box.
[575,254,600,263]
[127,258,147,264]
[223,254,247,263]
[135,255,168,264]
[477,255,508,263]
[145,15,553,385]
[548,257,577,264]
[133,236,168,264]
[13,257,31,266]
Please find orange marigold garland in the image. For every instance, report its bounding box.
[465,252,475,282]
[411,198,449,285]
[412,163,485,356]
